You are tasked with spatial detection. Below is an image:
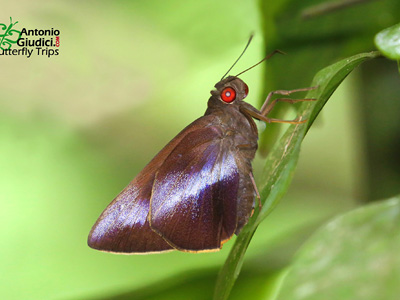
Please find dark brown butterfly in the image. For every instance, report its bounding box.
[88,38,313,254]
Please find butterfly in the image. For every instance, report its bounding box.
[87,38,314,254]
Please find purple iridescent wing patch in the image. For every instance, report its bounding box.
[150,127,240,251]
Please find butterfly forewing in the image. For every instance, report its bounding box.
[87,170,173,253]
[149,126,240,252]
[88,115,229,253]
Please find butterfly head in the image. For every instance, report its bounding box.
[211,76,249,104]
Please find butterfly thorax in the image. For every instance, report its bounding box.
[204,91,259,233]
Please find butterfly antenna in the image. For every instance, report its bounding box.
[235,49,285,77]
[221,34,254,80]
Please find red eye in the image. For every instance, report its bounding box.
[221,87,236,103]
[244,83,249,98]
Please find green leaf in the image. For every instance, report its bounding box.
[213,51,380,300]
[258,0,400,153]
[277,196,400,300]
[305,51,381,132]
[375,23,400,60]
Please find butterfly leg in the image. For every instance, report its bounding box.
[249,171,261,210]
[260,87,317,124]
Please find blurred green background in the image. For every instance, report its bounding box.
[1,1,399,299]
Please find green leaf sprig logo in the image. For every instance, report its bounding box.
[0,17,21,50]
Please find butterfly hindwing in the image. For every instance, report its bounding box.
[149,126,240,252]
